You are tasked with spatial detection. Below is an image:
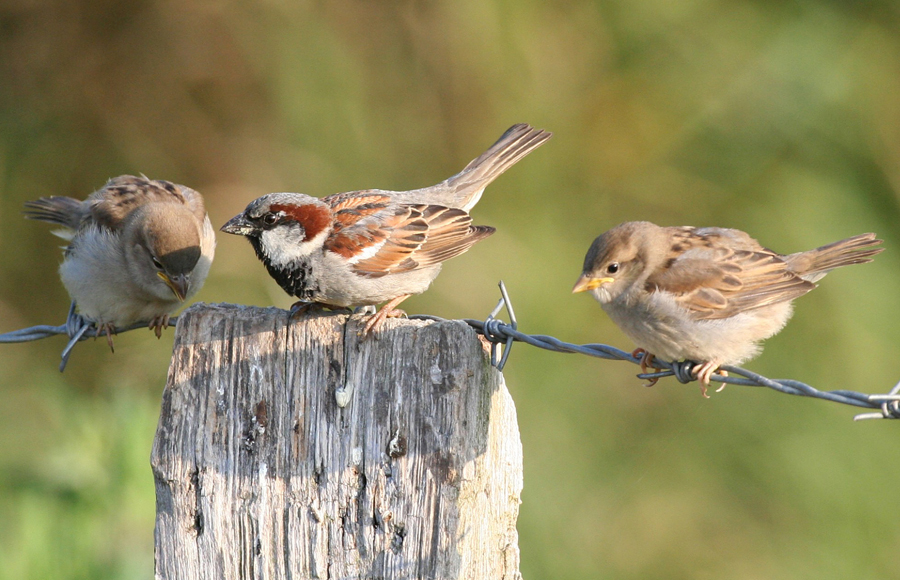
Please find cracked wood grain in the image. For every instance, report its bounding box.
[151,303,524,580]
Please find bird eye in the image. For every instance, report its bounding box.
[262,213,279,226]
[151,256,163,270]
[606,262,619,274]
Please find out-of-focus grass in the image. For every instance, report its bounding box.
[2,0,900,578]
[0,366,159,580]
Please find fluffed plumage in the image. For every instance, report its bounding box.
[573,221,883,395]
[25,175,216,348]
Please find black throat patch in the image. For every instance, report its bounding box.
[248,237,319,300]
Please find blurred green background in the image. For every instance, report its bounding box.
[2,0,899,578]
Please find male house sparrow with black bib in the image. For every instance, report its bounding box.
[222,123,551,335]
[25,175,216,349]
[573,221,882,396]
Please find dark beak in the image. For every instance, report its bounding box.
[221,213,255,236]
[158,272,189,301]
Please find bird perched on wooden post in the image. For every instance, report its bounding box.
[221,123,551,335]
[573,221,883,396]
[24,175,216,350]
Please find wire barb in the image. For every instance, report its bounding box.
[415,283,899,422]
[3,287,898,420]
[0,302,177,372]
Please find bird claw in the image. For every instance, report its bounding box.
[148,314,171,339]
[289,301,317,319]
[96,322,116,353]
[360,309,391,338]
[691,362,728,398]
[359,295,410,339]
[290,301,351,320]
[632,348,662,387]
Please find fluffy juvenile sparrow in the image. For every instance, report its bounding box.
[222,123,551,334]
[24,175,216,349]
[573,221,883,396]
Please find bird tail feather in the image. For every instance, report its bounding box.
[23,196,84,236]
[789,233,883,282]
[443,123,552,211]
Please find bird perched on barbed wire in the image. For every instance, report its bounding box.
[573,221,883,397]
[221,123,551,336]
[24,175,216,350]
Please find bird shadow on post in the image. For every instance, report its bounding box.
[151,303,524,580]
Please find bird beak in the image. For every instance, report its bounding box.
[220,213,254,236]
[572,275,612,293]
[158,272,188,301]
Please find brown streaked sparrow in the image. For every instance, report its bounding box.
[572,221,883,396]
[24,175,216,349]
[221,123,551,335]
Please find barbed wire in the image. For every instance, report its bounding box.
[0,302,176,372]
[2,284,898,420]
[411,281,900,422]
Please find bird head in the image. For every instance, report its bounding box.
[572,222,660,304]
[221,192,333,267]
[127,203,203,302]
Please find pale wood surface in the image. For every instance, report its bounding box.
[151,303,524,580]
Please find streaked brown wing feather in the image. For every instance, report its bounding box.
[178,185,209,224]
[88,175,192,230]
[646,234,815,320]
[325,206,427,277]
[326,191,392,222]
[324,202,492,278]
[407,206,494,268]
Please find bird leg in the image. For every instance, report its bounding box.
[361,295,411,337]
[289,301,318,318]
[96,322,116,353]
[691,361,728,398]
[632,348,663,387]
[289,301,352,320]
[148,314,171,339]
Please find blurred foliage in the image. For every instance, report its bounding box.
[2,0,900,578]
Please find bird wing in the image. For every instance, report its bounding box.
[175,184,210,224]
[645,227,815,320]
[323,191,493,277]
[88,175,197,230]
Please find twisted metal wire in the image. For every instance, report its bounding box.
[412,282,900,422]
[2,285,898,420]
[0,302,175,372]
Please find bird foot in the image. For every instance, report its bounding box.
[360,295,410,338]
[289,301,318,319]
[290,301,351,320]
[148,314,171,339]
[96,322,117,353]
[691,362,728,398]
[632,348,663,387]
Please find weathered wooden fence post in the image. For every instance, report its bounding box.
[151,303,524,580]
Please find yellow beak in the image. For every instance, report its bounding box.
[572,275,613,294]
[158,272,188,302]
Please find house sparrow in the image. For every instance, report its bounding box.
[24,175,216,350]
[221,123,551,335]
[572,221,883,396]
